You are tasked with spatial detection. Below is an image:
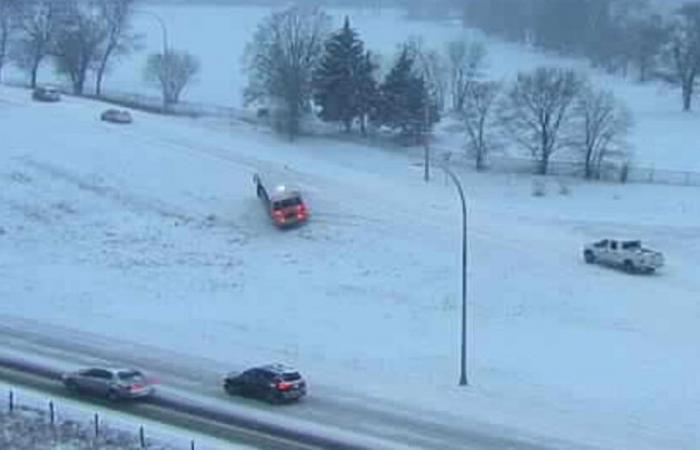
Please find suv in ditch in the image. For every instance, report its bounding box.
[253,173,309,227]
[223,364,307,404]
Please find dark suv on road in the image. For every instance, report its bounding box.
[223,364,306,404]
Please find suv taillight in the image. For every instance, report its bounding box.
[277,381,293,391]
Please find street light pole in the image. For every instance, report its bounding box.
[135,10,169,111]
[442,166,469,387]
[136,9,169,54]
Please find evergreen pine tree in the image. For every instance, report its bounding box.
[377,47,435,138]
[314,16,369,132]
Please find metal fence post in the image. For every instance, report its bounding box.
[94,413,99,438]
[49,401,55,426]
[8,389,13,413]
[139,425,146,448]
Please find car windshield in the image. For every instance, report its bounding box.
[622,241,641,250]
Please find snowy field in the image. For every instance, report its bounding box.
[1,82,699,449]
[3,3,700,171]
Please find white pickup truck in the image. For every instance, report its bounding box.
[583,239,664,273]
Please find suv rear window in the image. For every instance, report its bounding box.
[273,197,302,209]
[280,372,301,382]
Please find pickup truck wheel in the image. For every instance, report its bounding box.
[584,251,595,264]
[623,260,635,273]
[106,389,120,402]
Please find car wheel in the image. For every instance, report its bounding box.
[623,260,635,273]
[65,380,79,393]
[583,251,595,264]
[265,391,280,405]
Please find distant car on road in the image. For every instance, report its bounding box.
[101,108,133,124]
[32,85,61,102]
[62,367,155,401]
[223,364,307,404]
[253,173,309,227]
[583,239,664,273]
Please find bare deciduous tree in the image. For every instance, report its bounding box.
[243,6,330,139]
[406,36,448,112]
[573,86,632,179]
[462,80,500,171]
[94,0,137,96]
[626,13,668,83]
[0,0,22,79]
[446,40,486,112]
[499,67,582,175]
[144,49,199,109]
[664,3,700,111]
[52,1,107,94]
[12,0,56,88]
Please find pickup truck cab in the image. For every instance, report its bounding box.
[583,239,663,273]
[253,173,309,227]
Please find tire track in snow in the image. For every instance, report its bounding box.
[18,156,251,242]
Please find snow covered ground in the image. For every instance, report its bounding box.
[1,83,699,449]
[4,3,699,171]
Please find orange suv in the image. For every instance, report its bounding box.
[253,173,309,227]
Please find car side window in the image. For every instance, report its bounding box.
[242,369,258,382]
[610,241,618,250]
[256,370,273,384]
[94,369,113,379]
[83,369,102,378]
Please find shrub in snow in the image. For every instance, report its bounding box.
[619,163,630,184]
[0,406,168,449]
[531,179,546,197]
[558,180,570,195]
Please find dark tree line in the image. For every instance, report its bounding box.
[462,0,700,111]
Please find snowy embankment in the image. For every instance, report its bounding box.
[1,408,143,450]
[1,83,699,450]
[0,381,235,450]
